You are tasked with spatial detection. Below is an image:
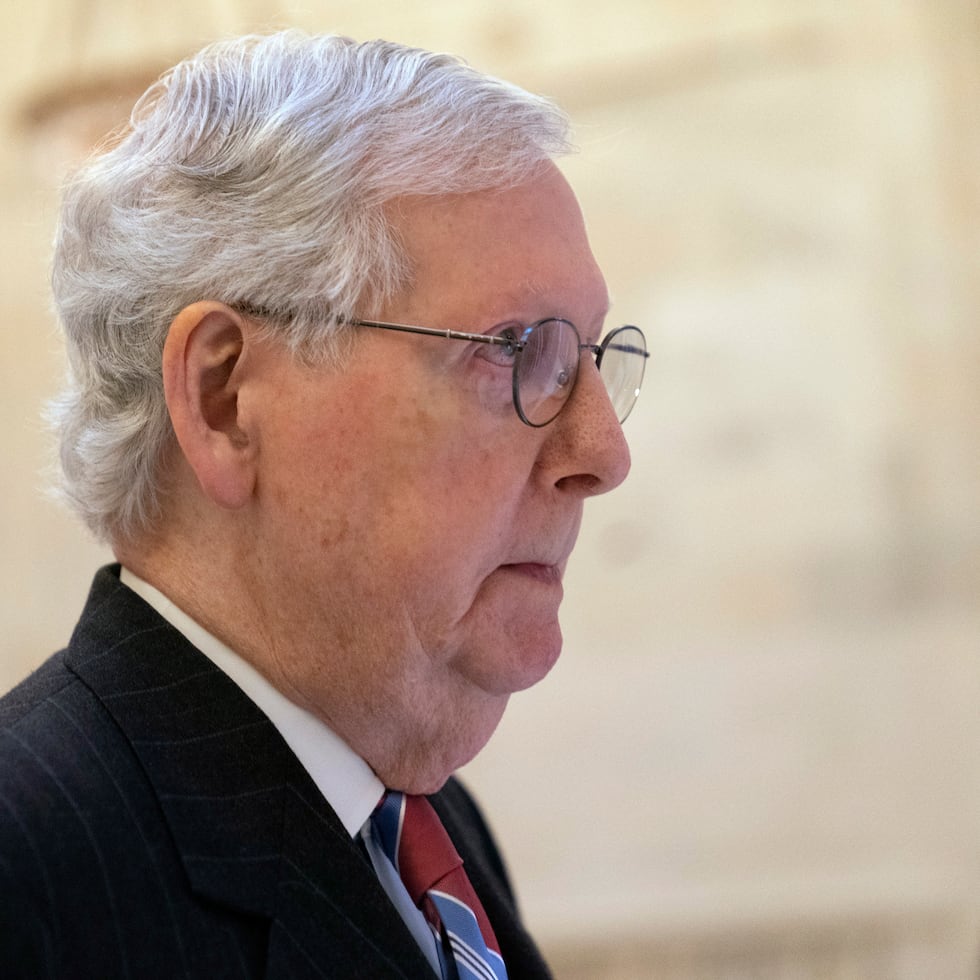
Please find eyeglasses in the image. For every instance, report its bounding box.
[351,317,649,427]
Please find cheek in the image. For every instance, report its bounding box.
[470,364,518,422]
[264,367,541,612]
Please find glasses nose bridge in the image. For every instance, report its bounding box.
[571,342,606,404]
[567,341,616,417]
[578,341,603,366]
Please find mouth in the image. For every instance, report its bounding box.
[498,562,563,585]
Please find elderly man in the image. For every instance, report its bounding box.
[0,31,646,979]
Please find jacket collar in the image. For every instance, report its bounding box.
[66,566,432,976]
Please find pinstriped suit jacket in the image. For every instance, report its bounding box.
[0,567,552,979]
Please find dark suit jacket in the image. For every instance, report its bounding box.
[0,567,552,978]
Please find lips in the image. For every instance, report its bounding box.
[499,562,562,584]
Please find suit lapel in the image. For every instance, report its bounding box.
[266,773,431,977]
[66,567,433,977]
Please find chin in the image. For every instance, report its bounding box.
[517,633,563,690]
[467,627,563,697]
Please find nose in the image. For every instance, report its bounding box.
[537,357,632,496]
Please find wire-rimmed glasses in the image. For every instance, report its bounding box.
[352,317,648,427]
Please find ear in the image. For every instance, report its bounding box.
[162,301,257,510]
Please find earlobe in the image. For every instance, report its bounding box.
[162,301,257,510]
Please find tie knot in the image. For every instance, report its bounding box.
[370,790,508,977]
[372,791,464,904]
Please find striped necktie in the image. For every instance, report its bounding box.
[372,791,509,980]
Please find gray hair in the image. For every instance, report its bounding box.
[48,30,572,543]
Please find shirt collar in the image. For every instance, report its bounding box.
[119,566,383,837]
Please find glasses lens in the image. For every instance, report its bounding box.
[514,319,580,426]
[598,326,647,422]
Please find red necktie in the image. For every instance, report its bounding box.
[372,791,508,979]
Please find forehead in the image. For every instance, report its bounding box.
[385,164,608,326]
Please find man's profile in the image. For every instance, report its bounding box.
[0,30,646,978]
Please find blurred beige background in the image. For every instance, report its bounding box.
[1,1,978,977]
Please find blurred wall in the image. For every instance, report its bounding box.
[1,2,978,977]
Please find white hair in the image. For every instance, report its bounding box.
[48,30,572,543]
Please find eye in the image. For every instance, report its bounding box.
[477,325,522,369]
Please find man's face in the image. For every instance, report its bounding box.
[241,164,631,791]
